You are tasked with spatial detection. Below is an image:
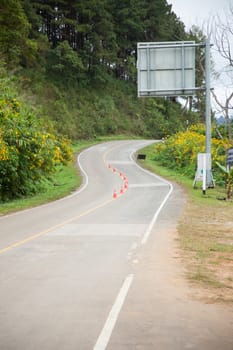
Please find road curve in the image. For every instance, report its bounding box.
[0,140,232,350]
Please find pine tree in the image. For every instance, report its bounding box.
[0,0,31,66]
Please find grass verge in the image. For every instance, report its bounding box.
[0,139,98,216]
[0,163,81,216]
[139,143,233,304]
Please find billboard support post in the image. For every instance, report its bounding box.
[205,38,214,187]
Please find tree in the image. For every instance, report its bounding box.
[0,0,31,66]
[77,0,117,77]
[0,0,188,86]
[47,40,85,84]
[111,0,186,80]
[210,4,233,143]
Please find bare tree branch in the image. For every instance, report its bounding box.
[213,11,233,66]
[226,91,233,106]
[211,89,225,110]
[208,3,233,142]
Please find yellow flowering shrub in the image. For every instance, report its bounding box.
[153,127,231,184]
[0,129,8,161]
[0,97,72,200]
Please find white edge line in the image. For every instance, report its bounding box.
[0,147,90,220]
[93,274,134,350]
[141,185,173,244]
[129,146,174,245]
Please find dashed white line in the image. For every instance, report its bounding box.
[105,160,134,165]
[93,274,134,350]
[129,182,168,188]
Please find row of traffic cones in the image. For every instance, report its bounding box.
[107,164,128,199]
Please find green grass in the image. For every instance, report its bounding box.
[0,163,80,216]
[0,139,97,216]
[138,143,232,207]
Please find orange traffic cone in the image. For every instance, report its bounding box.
[113,190,117,198]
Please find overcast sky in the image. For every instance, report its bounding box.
[168,0,233,113]
[168,0,231,31]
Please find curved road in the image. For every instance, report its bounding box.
[0,140,232,350]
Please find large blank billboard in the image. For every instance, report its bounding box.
[137,41,196,97]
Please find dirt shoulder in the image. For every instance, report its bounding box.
[138,148,233,306]
[178,196,233,304]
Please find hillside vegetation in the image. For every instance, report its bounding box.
[0,0,201,140]
[0,0,207,202]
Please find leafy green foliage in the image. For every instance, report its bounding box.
[16,0,187,81]
[46,41,85,84]
[216,162,233,200]
[0,0,38,67]
[0,75,72,201]
[0,0,199,141]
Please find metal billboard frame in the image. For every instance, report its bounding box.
[137,40,214,188]
[137,41,196,97]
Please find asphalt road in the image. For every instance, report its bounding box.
[0,140,232,350]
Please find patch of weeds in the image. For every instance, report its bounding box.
[209,243,233,254]
[190,270,226,289]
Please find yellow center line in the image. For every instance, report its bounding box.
[0,198,114,255]
[102,142,125,165]
[0,141,130,255]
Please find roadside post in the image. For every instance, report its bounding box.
[202,154,207,195]
[226,147,233,171]
[193,153,212,193]
[226,147,233,200]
